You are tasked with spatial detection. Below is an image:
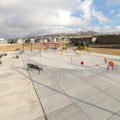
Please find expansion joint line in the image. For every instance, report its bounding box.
[19,54,48,120]
[29,73,48,120]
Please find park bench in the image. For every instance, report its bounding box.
[0,53,7,58]
[0,54,4,58]
[27,63,43,74]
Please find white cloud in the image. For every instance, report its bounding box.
[0,0,20,7]
[0,0,109,37]
[91,25,120,33]
[106,0,120,6]
[93,11,109,23]
[115,13,120,17]
[116,26,120,30]
[78,0,109,23]
[110,9,116,14]
[78,0,93,21]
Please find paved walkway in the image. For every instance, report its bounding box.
[0,53,44,120]
[0,49,120,120]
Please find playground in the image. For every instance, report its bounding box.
[0,48,120,120]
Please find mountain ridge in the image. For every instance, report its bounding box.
[0,32,13,39]
[26,30,98,38]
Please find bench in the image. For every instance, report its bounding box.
[0,53,7,58]
[27,63,43,74]
[0,54,4,58]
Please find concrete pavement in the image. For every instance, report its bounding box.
[0,49,120,120]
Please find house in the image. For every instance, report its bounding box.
[30,38,35,44]
[43,39,48,43]
[17,38,24,44]
[0,38,7,44]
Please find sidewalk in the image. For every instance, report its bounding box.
[0,53,44,120]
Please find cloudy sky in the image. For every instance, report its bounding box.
[0,0,120,37]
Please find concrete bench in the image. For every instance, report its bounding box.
[27,63,43,74]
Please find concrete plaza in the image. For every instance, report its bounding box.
[0,49,120,120]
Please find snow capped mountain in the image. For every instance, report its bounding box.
[26,30,98,38]
[0,32,13,39]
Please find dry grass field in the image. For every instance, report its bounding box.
[0,44,120,56]
[0,44,44,52]
[86,47,120,56]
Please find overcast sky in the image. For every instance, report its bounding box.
[0,0,120,37]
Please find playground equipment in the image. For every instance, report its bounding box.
[43,42,59,49]
[76,51,81,56]
[107,61,114,71]
[104,58,107,64]
[80,61,84,65]
[61,45,67,49]
[59,42,67,49]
